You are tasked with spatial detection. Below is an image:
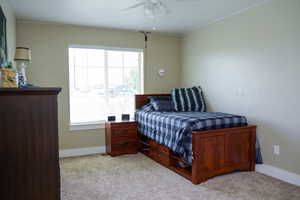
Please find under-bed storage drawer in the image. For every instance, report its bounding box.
[147,140,172,166]
[155,149,171,166]
[149,140,170,154]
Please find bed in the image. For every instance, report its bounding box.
[135,94,256,184]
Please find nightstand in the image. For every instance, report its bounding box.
[105,121,139,156]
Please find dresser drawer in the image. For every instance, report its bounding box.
[111,125,137,138]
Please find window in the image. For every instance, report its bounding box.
[69,46,144,129]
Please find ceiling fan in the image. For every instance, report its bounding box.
[122,0,199,19]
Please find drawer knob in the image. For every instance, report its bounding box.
[118,141,129,145]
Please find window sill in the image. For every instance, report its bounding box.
[69,122,105,131]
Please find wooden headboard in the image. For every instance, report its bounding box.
[135,94,171,109]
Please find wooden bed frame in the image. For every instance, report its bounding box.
[135,94,256,184]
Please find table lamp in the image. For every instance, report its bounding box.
[14,47,31,87]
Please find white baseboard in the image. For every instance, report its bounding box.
[256,164,300,186]
[59,146,105,158]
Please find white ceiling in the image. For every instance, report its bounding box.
[9,0,268,35]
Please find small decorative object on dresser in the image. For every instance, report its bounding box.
[105,121,139,156]
[0,67,17,88]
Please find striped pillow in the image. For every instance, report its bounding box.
[171,86,206,112]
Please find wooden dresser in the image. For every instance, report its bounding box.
[105,121,139,156]
[0,88,61,200]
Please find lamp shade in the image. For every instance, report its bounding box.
[14,47,31,62]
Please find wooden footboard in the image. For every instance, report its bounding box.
[191,126,256,184]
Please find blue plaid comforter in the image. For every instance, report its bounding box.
[135,104,248,164]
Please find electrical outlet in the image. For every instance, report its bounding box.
[273,145,280,155]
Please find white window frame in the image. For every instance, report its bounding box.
[68,45,144,131]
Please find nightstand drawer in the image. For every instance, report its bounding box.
[111,126,137,138]
[111,140,138,156]
[112,136,138,143]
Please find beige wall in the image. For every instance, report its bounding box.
[182,0,300,175]
[0,0,16,61]
[16,22,181,150]
[16,0,300,176]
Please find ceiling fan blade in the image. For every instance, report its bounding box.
[158,2,171,15]
[121,2,147,11]
[163,0,201,2]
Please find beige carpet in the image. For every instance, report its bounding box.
[60,153,300,200]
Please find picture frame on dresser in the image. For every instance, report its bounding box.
[0,6,7,66]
